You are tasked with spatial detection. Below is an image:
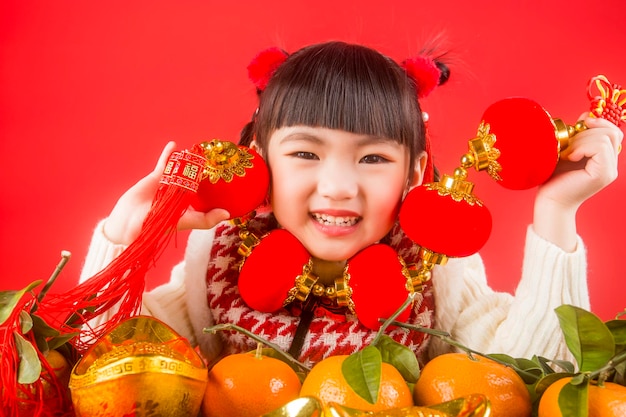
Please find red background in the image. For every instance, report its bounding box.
[1,1,624,322]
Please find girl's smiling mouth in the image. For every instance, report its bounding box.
[311,213,360,227]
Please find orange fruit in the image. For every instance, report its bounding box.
[46,349,71,388]
[414,352,531,417]
[201,351,302,417]
[299,354,413,411]
[17,349,73,414]
[538,376,626,417]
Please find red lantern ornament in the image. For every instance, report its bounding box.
[479,97,561,190]
[468,75,623,190]
[37,140,269,352]
[190,140,270,218]
[348,244,413,330]
[399,168,492,282]
[238,229,311,312]
[397,75,623,284]
[400,182,492,258]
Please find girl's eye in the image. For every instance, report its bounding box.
[292,151,319,160]
[360,154,389,164]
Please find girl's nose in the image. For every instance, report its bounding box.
[317,161,358,200]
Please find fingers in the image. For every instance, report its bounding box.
[581,117,623,153]
[564,117,623,160]
[178,208,231,231]
[152,141,178,175]
[559,118,620,190]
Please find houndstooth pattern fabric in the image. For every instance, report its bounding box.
[206,213,435,367]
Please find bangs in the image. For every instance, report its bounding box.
[255,42,423,152]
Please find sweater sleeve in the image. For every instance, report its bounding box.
[79,220,223,361]
[429,225,588,363]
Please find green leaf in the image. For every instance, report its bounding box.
[30,313,61,353]
[19,310,33,334]
[534,373,574,397]
[342,345,382,404]
[47,333,78,352]
[0,281,42,326]
[485,353,518,366]
[375,335,420,383]
[549,358,576,374]
[558,377,589,417]
[555,305,614,372]
[14,332,42,384]
[606,319,626,345]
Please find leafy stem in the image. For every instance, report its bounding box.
[371,293,414,346]
[590,348,626,384]
[31,250,72,313]
[389,319,542,383]
[204,323,311,373]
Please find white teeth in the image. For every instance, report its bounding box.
[312,213,359,226]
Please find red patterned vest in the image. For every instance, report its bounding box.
[205,213,435,367]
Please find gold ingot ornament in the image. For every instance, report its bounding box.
[69,316,208,417]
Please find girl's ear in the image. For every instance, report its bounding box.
[408,151,428,190]
[249,138,266,160]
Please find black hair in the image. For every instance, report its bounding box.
[241,41,449,177]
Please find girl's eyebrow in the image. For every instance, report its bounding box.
[279,131,395,147]
[279,132,324,145]
[356,135,397,146]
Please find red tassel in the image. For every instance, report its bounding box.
[37,144,207,351]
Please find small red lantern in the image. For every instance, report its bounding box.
[399,168,492,281]
[480,97,561,190]
[349,244,412,330]
[238,229,310,312]
[190,140,270,218]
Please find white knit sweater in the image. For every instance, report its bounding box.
[80,220,588,364]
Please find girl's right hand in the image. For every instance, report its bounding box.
[102,142,230,245]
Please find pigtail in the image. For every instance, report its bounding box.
[400,49,450,183]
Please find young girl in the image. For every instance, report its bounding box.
[80,41,622,367]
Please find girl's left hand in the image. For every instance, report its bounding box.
[532,115,622,251]
[536,115,623,210]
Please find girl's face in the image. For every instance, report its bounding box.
[265,125,425,261]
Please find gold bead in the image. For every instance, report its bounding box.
[460,154,474,168]
[453,167,468,180]
[325,286,336,298]
[312,284,325,297]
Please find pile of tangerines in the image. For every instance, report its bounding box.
[201,304,626,417]
[201,347,533,417]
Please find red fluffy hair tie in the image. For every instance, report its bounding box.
[247,47,289,91]
[401,55,441,99]
[401,54,443,183]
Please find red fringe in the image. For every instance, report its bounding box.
[37,144,205,352]
[1,293,74,417]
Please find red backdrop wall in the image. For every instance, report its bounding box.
[1,1,624,326]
